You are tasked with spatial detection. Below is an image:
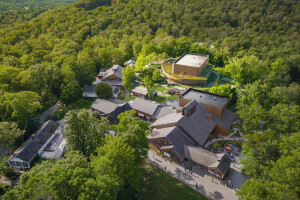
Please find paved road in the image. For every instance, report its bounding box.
[39,101,62,124]
[148,150,238,200]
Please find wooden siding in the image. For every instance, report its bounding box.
[213,124,228,136]
[179,97,191,107]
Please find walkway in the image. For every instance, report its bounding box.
[39,101,62,124]
[148,150,238,200]
[204,70,219,87]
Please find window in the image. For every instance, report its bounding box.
[15,161,22,166]
[9,161,15,166]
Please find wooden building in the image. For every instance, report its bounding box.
[173,53,209,76]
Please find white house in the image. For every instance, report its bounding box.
[7,120,61,170]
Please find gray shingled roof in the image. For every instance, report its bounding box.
[9,120,59,163]
[216,154,232,175]
[151,112,183,127]
[148,127,195,161]
[102,65,123,80]
[103,79,123,86]
[178,105,216,146]
[181,88,229,108]
[184,99,198,110]
[212,109,236,130]
[110,103,131,120]
[132,86,148,96]
[184,145,219,167]
[82,84,96,93]
[124,59,135,67]
[152,106,175,119]
[131,98,160,116]
[91,99,120,114]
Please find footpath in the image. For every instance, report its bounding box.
[148,150,238,200]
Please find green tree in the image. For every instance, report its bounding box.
[114,110,150,165]
[2,151,93,200]
[240,131,280,179]
[265,104,300,136]
[64,109,109,156]
[60,68,82,105]
[0,122,23,151]
[152,69,162,82]
[96,82,112,99]
[209,83,231,98]
[90,136,140,199]
[238,133,300,200]
[143,76,154,98]
[0,91,41,129]
[122,65,135,92]
[225,56,264,86]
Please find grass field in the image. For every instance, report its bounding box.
[117,90,136,102]
[139,165,207,200]
[151,94,179,103]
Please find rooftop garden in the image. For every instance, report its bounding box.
[162,63,207,81]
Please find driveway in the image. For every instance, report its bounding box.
[39,101,62,124]
[148,150,239,200]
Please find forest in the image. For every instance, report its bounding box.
[0,0,79,11]
[0,0,299,199]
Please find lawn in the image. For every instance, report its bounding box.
[117,90,136,102]
[151,94,179,103]
[155,86,167,92]
[53,98,95,120]
[139,164,207,200]
[207,72,217,83]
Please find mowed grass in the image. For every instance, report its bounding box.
[139,165,207,200]
[117,89,136,102]
[151,94,179,103]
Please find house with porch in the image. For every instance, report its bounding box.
[184,145,232,179]
[132,86,157,99]
[130,98,174,123]
[7,120,61,170]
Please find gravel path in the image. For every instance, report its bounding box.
[39,101,62,124]
[205,70,219,87]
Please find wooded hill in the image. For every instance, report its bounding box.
[0,0,299,199]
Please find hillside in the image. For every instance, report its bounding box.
[0,0,299,199]
[0,0,80,11]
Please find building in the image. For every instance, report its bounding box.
[40,120,66,159]
[7,120,61,170]
[184,145,232,179]
[124,59,135,67]
[173,53,209,76]
[148,127,195,163]
[130,98,174,123]
[132,86,157,99]
[83,65,123,98]
[169,86,187,95]
[91,98,131,124]
[179,88,236,136]
[96,65,123,88]
[82,82,120,98]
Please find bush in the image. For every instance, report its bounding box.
[212,143,219,152]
